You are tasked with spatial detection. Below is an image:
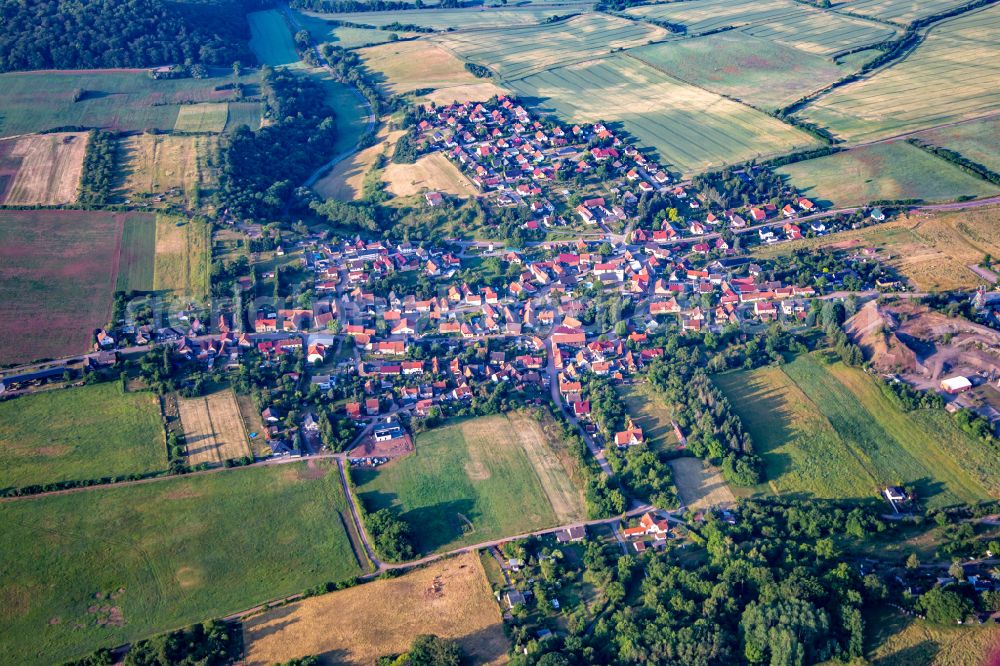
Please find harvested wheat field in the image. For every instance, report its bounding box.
[0,132,88,204]
[669,457,736,511]
[121,134,217,203]
[422,82,507,106]
[360,40,482,96]
[243,552,508,665]
[314,125,405,201]
[178,389,252,466]
[383,152,478,198]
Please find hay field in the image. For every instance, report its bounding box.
[314,125,404,200]
[243,552,507,665]
[510,55,819,175]
[0,462,362,666]
[173,103,228,133]
[179,390,252,466]
[121,134,218,205]
[359,40,482,96]
[0,210,129,364]
[504,412,586,524]
[248,9,299,67]
[152,216,211,299]
[777,142,999,207]
[0,132,88,204]
[0,70,255,138]
[753,206,1000,291]
[0,383,164,491]
[715,353,997,506]
[383,152,478,198]
[669,457,735,511]
[625,0,897,55]
[305,3,592,31]
[354,413,581,555]
[799,6,1000,141]
[916,117,1000,174]
[631,33,854,111]
[434,13,668,80]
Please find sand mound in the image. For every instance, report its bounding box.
[845,301,922,374]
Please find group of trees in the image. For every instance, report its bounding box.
[68,620,240,666]
[0,0,254,72]
[78,130,119,206]
[365,507,415,562]
[219,67,339,220]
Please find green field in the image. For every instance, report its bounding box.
[306,3,592,31]
[295,12,419,49]
[224,101,263,131]
[0,383,164,491]
[173,102,229,133]
[116,213,157,292]
[0,70,255,138]
[714,352,999,507]
[776,141,999,206]
[916,117,1000,175]
[435,13,668,80]
[310,67,371,156]
[799,5,1000,141]
[0,462,361,665]
[152,216,211,300]
[354,414,566,555]
[510,54,819,174]
[618,383,679,452]
[631,33,856,111]
[625,0,897,55]
[248,9,300,67]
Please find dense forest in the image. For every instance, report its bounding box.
[0,0,256,72]
[218,66,339,220]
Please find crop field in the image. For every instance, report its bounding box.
[248,9,299,67]
[618,382,678,452]
[121,134,218,208]
[0,383,164,491]
[224,101,263,131]
[715,352,997,506]
[383,152,478,198]
[777,141,999,207]
[0,132,88,205]
[840,0,978,25]
[306,3,592,31]
[630,33,855,111]
[173,102,229,133]
[354,413,582,555]
[152,216,211,299]
[178,389,252,466]
[916,117,1000,174]
[753,206,1000,291]
[669,457,736,511]
[0,70,254,138]
[625,0,897,55]
[115,213,157,293]
[0,462,361,666]
[243,552,507,665]
[359,40,486,97]
[799,6,1000,141]
[434,13,669,80]
[0,210,132,364]
[510,55,819,175]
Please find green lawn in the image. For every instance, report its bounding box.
[0,462,361,665]
[0,383,165,490]
[777,141,999,207]
[618,382,678,452]
[248,9,300,67]
[354,414,560,555]
[0,70,255,138]
[714,353,995,507]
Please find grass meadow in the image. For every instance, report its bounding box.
[631,33,855,111]
[0,210,129,364]
[617,382,679,452]
[173,102,229,133]
[864,606,1000,664]
[916,117,1000,174]
[0,383,164,490]
[354,413,578,555]
[243,552,508,666]
[248,9,300,67]
[0,70,257,138]
[799,5,1000,141]
[715,352,998,507]
[776,141,999,207]
[116,214,157,292]
[753,206,1000,291]
[510,54,819,174]
[0,462,361,666]
[625,0,897,55]
[120,134,218,211]
[152,216,211,300]
[434,13,668,81]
